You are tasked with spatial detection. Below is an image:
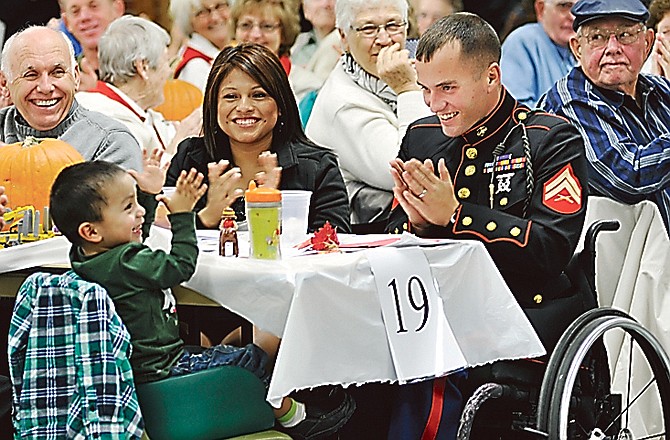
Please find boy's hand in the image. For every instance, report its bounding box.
[158,168,207,214]
[129,148,169,194]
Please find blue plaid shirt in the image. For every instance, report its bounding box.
[540,67,670,231]
[8,271,144,439]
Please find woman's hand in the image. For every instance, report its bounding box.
[376,43,420,95]
[197,160,244,228]
[129,148,169,194]
[255,151,282,189]
[651,34,670,78]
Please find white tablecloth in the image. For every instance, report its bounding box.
[1,229,545,407]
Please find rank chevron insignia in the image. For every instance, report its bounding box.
[542,163,582,214]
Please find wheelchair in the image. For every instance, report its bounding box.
[456,220,670,440]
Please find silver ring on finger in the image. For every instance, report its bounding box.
[418,189,428,199]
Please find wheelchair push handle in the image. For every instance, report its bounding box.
[584,220,620,255]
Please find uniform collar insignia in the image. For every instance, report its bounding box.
[461,88,516,147]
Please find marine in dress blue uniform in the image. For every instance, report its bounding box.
[385,13,589,439]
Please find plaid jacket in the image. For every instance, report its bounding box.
[8,271,144,439]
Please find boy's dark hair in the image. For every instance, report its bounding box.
[50,161,126,247]
[416,12,501,73]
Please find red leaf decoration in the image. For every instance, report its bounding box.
[310,221,340,252]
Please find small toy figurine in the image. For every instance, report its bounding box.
[219,208,239,257]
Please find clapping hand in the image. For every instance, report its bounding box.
[129,148,169,195]
[255,151,282,188]
[0,186,8,229]
[390,158,459,230]
[196,160,244,228]
[158,168,207,214]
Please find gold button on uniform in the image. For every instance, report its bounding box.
[466,148,478,159]
[499,197,508,206]
[486,221,497,231]
[462,216,473,226]
[403,222,408,230]
[464,165,476,176]
[510,226,521,237]
[534,294,543,304]
[457,188,471,199]
[518,111,527,121]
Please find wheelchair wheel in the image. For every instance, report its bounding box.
[537,313,670,439]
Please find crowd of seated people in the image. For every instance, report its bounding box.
[3,0,670,438]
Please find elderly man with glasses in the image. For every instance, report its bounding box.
[540,0,670,234]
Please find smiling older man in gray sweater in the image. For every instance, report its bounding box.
[0,26,142,171]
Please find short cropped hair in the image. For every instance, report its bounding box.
[169,0,206,37]
[202,43,313,159]
[335,0,409,33]
[50,161,126,247]
[1,26,76,82]
[98,15,170,85]
[648,0,670,30]
[229,0,300,56]
[416,12,500,72]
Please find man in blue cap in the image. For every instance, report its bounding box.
[540,0,670,234]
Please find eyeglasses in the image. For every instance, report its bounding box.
[195,2,229,19]
[579,25,646,49]
[236,21,281,33]
[352,21,407,38]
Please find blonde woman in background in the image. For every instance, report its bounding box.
[230,0,322,99]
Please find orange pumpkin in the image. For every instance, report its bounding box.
[154,79,204,121]
[0,136,84,211]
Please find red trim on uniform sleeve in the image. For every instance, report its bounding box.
[420,377,447,440]
[542,163,582,214]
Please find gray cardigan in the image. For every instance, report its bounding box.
[0,100,142,171]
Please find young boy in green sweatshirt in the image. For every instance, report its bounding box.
[49,151,354,439]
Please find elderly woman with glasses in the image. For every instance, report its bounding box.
[76,15,202,162]
[230,0,323,100]
[306,0,432,233]
[169,0,231,91]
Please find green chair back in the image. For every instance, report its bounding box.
[136,365,276,440]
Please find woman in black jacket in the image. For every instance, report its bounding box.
[167,43,350,234]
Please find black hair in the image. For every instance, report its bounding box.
[416,12,501,73]
[50,161,126,247]
[202,43,315,161]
